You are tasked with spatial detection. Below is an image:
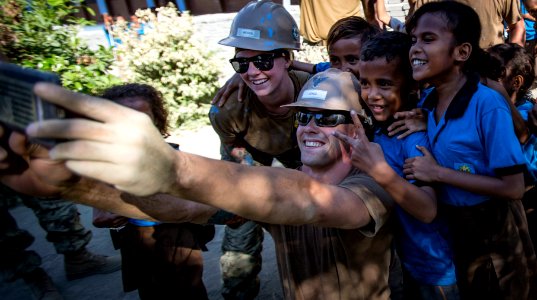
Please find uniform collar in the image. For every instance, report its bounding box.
[374,117,396,136]
[422,73,480,120]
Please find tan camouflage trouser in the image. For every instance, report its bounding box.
[221,220,264,300]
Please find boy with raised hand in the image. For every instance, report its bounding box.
[334,31,458,300]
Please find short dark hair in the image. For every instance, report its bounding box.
[406,1,482,73]
[326,16,380,53]
[486,43,536,101]
[360,31,417,109]
[101,83,169,136]
[360,31,412,80]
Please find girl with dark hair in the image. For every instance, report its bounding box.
[404,2,536,299]
[485,43,537,251]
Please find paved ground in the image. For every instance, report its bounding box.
[0,126,284,300]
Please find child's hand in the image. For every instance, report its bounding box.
[388,108,427,139]
[403,145,439,182]
[92,208,128,228]
[0,128,77,197]
[333,110,389,178]
[211,73,245,107]
[0,127,33,175]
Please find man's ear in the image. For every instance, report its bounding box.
[454,42,472,63]
[512,74,524,91]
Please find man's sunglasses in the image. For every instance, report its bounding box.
[296,111,353,127]
[229,51,286,73]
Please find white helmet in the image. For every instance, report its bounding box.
[219,0,300,51]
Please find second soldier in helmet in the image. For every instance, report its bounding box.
[209,1,310,298]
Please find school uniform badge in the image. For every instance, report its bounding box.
[454,163,475,174]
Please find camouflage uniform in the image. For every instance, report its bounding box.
[220,219,264,299]
[213,2,307,297]
[0,184,91,282]
[209,70,309,299]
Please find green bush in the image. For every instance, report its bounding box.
[110,4,222,128]
[0,0,121,95]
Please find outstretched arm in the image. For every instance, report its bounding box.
[0,131,219,224]
[24,83,373,229]
[291,60,316,74]
[62,177,218,224]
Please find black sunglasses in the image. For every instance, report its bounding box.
[296,111,353,127]
[229,51,286,73]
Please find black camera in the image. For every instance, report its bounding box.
[0,62,66,147]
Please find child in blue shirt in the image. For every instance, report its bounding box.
[484,43,537,255]
[404,2,535,299]
[334,31,458,300]
[521,0,537,58]
[485,43,537,184]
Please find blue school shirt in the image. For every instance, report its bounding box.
[517,98,534,121]
[128,219,160,226]
[314,62,331,73]
[521,1,536,41]
[421,74,526,206]
[516,98,537,183]
[374,127,456,286]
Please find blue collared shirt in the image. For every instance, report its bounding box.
[516,98,537,184]
[374,128,456,285]
[421,74,526,206]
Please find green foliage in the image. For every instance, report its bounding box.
[0,0,121,95]
[111,4,222,128]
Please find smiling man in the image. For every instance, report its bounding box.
[1,68,395,300]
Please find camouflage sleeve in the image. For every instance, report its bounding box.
[208,89,248,146]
